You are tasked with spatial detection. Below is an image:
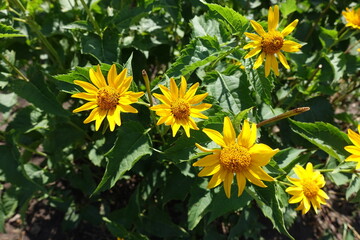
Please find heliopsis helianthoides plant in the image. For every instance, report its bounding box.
[344,125,360,169]
[193,117,279,198]
[244,5,302,77]
[342,7,360,30]
[150,77,212,137]
[72,64,144,131]
[286,163,329,215]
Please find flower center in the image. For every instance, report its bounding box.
[97,86,120,110]
[220,144,251,172]
[171,98,190,120]
[261,32,284,54]
[302,179,319,198]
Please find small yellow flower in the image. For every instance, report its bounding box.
[344,125,360,169]
[244,5,302,77]
[150,77,211,137]
[342,7,360,30]
[193,117,279,198]
[72,64,144,131]
[286,163,329,215]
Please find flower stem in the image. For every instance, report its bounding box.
[142,70,154,107]
[276,180,292,187]
[318,168,357,174]
[257,107,310,128]
[0,53,29,82]
[79,0,102,37]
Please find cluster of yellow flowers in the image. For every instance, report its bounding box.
[342,7,360,52]
[71,5,360,216]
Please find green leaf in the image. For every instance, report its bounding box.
[280,0,297,18]
[289,120,350,161]
[187,184,211,230]
[205,2,248,35]
[346,174,360,203]
[166,36,221,77]
[0,23,26,38]
[63,20,94,31]
[323,52,346,83]
[273,148,309,173]
[205,70,253,114]
[92,121,152,195]
[81,30,119,63]
[10,79,69,117]
[247,67,274,105]
[247,183,293,239]
[319,27,337,48]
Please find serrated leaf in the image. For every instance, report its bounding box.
[280,0,297,18]
[273,148,309,173]
[247,183,293,239]
[81,30,119,63]
[290,120,350,161]
[205,2,248,35]
[247,67,274,105]
[92,121,152,195]
[319,27,337,48]
[346,175,360,203]
[10,79,69,117]
[166,36,221,77]
[0,23,26,38]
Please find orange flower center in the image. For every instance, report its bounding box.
[220,144,251,172]
[261,32,284,54]
[97,86,120,110]
[171,98,190,120]
[302,179,319,198]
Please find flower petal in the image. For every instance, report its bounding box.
[193,154,220,167]
[253,52,266,69]
[244,32,262,41]
[270,54,279,76]
[169,78,179,99]
[344,145,360,155]
[107,64,118,88]
[277,51,290,69]
[237,120,257,149]
[89,67,106,89]
[264,54,272,77]
[188,92,208,104]
[179,76,187,98]
[223,171,234,198]
[71,92,96,101]
[198,164,221,177]
[73,102,98,113]
[249,143,279,166]
[223,117,236,146]
[208,170,224,189]
[236,173,246,197]
[281,19,299,37]
[184,82,200,100]
[348,128,360,148]
[250,20,266,37]
[244,46,262,59]
[282,40,302,52]
[203,128,227,147]
[74,80,98,93]
[268,5,279,32]
[195,143,218,153]
[95,109,107,131]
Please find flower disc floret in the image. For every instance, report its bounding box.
[97,86,120,110]
[243,5,302,77]
[301,179,319,198]
[220,144,251,172]
[150,77,212,137]
[193,117,279,198]
[71,64,144,131]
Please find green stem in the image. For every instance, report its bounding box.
[142,70,154,107]
[328,28,351,51]
[9,0,64,71]
[276,180,292,187]
[211,45,241,68]
[18,143,48,157]
[79,0,102,37]
[318,168,357,173]
[257,107,310,128]
[0,53,29,81]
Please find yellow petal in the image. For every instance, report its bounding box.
[169,78,179,99]
[89,68,105,89]
[188,92,208,104]
[179,76,187,98]
[348,128,360,148]
[243,170,267,187]
[158,85,173,103]
[153,93,171,106]
[281,19,299,37]
[223,117,236,146]
[244,46,262,59]
[198,164,221,177]
[344,145,360,155]
[172,122,181,137]
[106,108,116,131]
[74,80,98,93]
[236,173,246,197]
[207,170,224,189]
[237,120,257,149]
[184,82,200,100]
[118,76,133,94]
[268,5,279,32]
[282,40,302,52]
[250,20,266,37]
[277,51,290,69]
[71,92,97,101]
[83,108,99,123]
[95,65,107,86]
[244,32,262,41]
[73,102,97,113]
[223,171,233,198]
[118,104,138,113]
[253,52,265,69]
[113,68,127,87]
[195,143,218,153]
[249,167,274,182]
[249,143,279,166]
[193,154,220,167]
[190,103,212,112]
[270,54,279,76]
[243,41,261,49]
[107,64,118,88]
[288,194,304,204]
[264,54,271,77]
[203,128,227,147]
[95,109,107,131]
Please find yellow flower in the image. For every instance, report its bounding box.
[342,7,360,30]
[244,5,302,77]
[150,77,211,137]
[193,117,279,198]
[344,125,360,169]
[72,64,144,131]
[286,163,329,215]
